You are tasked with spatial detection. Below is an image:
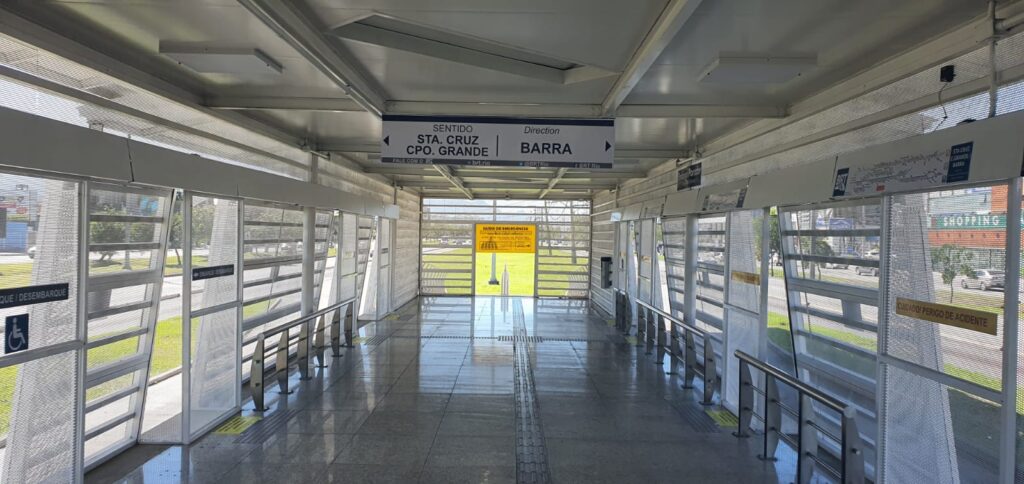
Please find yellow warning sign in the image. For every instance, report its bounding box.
[895,297,998,335]
[475,224,535,253]
[213,415,262,435]
[731,270,761,286]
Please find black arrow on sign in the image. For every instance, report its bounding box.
[605,141,611,151]
[384,136,390,146]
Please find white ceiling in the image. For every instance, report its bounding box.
[0,0,998,199]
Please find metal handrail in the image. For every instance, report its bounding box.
[733,349,865,484]
[248,297,357,411]
[633,298,718,405]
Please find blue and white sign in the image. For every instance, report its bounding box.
[381,115,615,169]
[5,314,28,354]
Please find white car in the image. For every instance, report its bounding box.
[27,246,36,259]
[961,269,1005,291]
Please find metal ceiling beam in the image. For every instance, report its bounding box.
[432,164,473,199]
[363,165,647,178]
[539,168,568,200]
[205,96,363,112]
[322,143,687,160]
[601,0,704,116]
[617,104,787,118]
[401,180,614,190]
[385,100,780,119]
[236,0,386,117]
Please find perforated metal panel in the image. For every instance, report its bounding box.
[880,185,1010,484]
[0,170,82,483]
[722,210,765,413]
[186,195,240,439]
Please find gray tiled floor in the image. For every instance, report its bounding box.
[86,296,794,483]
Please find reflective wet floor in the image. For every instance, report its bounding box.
[87,297,793,483]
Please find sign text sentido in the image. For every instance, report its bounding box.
[381,115,615,169]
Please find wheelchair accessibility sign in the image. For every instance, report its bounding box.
[5,314,28,354]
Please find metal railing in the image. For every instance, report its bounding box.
[733,350,865,484]
[248,297,357,410]
[633,298,718,405]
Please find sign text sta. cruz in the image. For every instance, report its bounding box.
[381,115,615,169]
[475,224,536,254]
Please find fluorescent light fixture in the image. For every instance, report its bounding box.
[699,53,816,85]
[159,41,283,75]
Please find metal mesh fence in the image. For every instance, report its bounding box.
[0,170,81,483]
[880,185,1010,483]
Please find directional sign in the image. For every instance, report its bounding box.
[381,115,615,169]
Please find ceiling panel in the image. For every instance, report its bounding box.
[45,1,342,96]
[626,0,988,105]
[308,0,668,70]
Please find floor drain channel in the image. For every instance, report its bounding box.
[512,299,551,484]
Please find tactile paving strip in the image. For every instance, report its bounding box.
[675,405,722,434]
[234,408,301,444]
[511,299,551,484]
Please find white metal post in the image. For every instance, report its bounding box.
[758,208,770,359]
[875,195,893,483]
[74,179,89,484]
[235,199,244,410]
[1000,178,1021,484]
[181,192,192,444]
[684,215,698,326]
[302,207,316,361]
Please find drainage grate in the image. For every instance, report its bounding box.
[511,300,551,484]
[499,335,544,343]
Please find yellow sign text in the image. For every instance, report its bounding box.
[894,297,998,335]
[475,224,536,253]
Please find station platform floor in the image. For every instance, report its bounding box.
[87,296,793,483]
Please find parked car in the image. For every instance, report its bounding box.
[27,246,36,259]
[852,249,880,276]
[961,269,1005,291]
[854,265,879,277]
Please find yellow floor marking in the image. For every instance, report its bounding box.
[213,415,262,435]
[705,409,739,427]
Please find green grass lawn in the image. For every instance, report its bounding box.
[474,252,535,296]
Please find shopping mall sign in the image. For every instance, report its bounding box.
[475,224,536,253]
[381,115,615,169]
[931,213,1023,230]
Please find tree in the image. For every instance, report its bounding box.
[931,244,975,303]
